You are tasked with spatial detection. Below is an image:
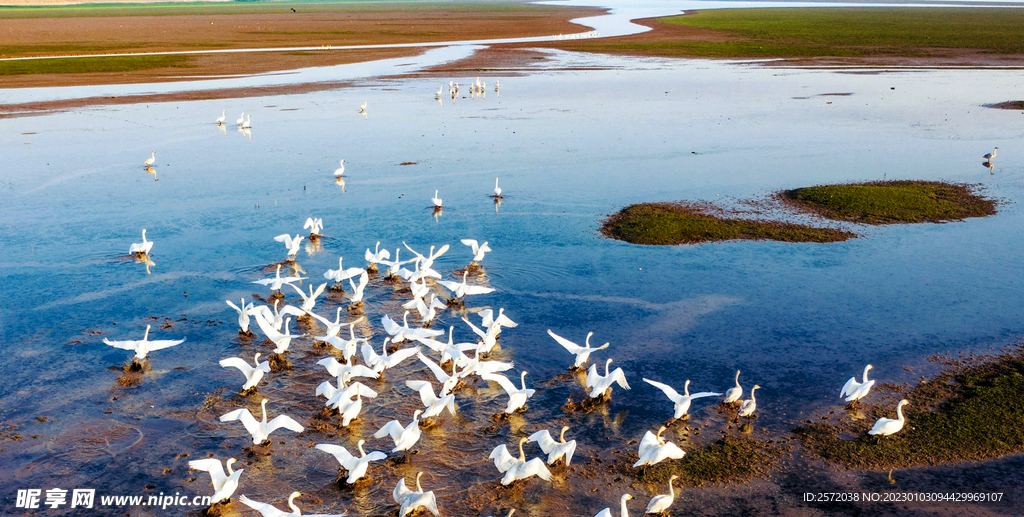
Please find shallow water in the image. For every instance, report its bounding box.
[2,54,1024,515]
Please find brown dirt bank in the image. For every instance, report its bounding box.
[0,2,603,87]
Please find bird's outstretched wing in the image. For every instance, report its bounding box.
[643,378,681,403]
[527,430,556,453]
[548,330,583,354]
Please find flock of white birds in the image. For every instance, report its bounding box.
[100,91,918,516]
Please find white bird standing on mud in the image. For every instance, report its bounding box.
[460,239,492,263]
[393,472,440,517]
[103,324,185,362]
[527,426,577,466]
[129,228,154,256]
[643,378,722,420]
[586,358,630,399]
[274,233,304,258]
[252,264,306,294]
[594,494,633,517]
[219,398,304,445]
[316,440,387,485]
[548,330,609,369]
[188,457,242,504]
[739,384,761,418]
[374,410,423,452]
[840,364,876,404]
[644,475,679,515]
[633,426,684,467]
[869,399,909,437]
[723,370,743,404]
[220,353,271,392]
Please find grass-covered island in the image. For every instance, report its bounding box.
[795,348,1024,470]
[781,181,996,225]
[599,202,855,245]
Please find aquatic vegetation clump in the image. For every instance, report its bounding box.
[613,435,786,487]
[988,101,1024,110]
[795,349,1024,469]
[600,202,855,245]
[782,180,995,225]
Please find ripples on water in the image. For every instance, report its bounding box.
[1,56,1024,515]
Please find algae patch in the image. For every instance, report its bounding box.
[600,202,855,245]
[611,435,786,487]
[781,180,995,225]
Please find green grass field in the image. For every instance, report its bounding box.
[0,54,190,75]
[578,8,1024,59]
[783,181,996,224]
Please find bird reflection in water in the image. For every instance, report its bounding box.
[433,206,443,222]
[144,166,157,182]
[494,197,501,214]
[335,176,346,193]
[134,254,156,275]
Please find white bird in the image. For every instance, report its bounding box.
[252,264,306,293]
[840,364,876,403]
[417,352,462,395]
[738,384,761,418]
[274,233,304,258]
[457,348,514,379]
[439,271,495,303]
[362,339,421,374]
[253,313,299,354]
[462,317,500,355]
[492,178,502,198]
[334,391,368,427]
[225,298,255,335]
[319,322,367,361]
[289,282,327,315]
[492,437,552,485]
[143,151,156,168]
[393,472,440,517]
[586,358,631,399]
[644,475,679,515]
[405,293,447,325]
[311,308,347,340]
[374,410,423,452]
[643,379,722,420]
[250,299,287,331]
[317,371,378,410]
[435,86,443,99]
[129,228,154,256]
[235,112,245,126]
[383,248,412,279]
[219,398,304,445]
[382,311,443,343]
[405,379,456,419]
[359,100,367,111]
[103,324,185,361]
[303,217,324,238]
[316,440,387,484]
[324,257,364,286]
[723,370,743,404]
[347,270,370,307]
[479,308,517,334]
[983,147,998,160]
[239,492,346,517]
[548,330,609,369]
[481,371,535,414]
[633,426,685,467]
[527,426,577,466]
[869,399,909,437]
[334,159,345,177]
[595,494,633,517]
[402,243,450,270]
[188,458,242,504]
[431,189,443,208]
[365,241,391,269]
[215,110,226,125]
[242,114,252,129]
[420,326,475,366]
[317,356,379,382]
[460,239,492,263]
[220,353,271,392]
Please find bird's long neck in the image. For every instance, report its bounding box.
[415,472,423,492]
[142,325,151,341]
[287,493,300,515]
[357,441,366,457]
[620,496,630,517]
[863,366,871,383]
[734,371,741,388]
[517,439,526,461]
[683,380,691,397]
[896,402,905,422]
[226,459,235,476]
[559,427,568,443]
[520,371,528,390]
[260,400,268,425]
[141,228,148,242]
[668,479,675,499]
[751,387,758,403]
[585,332,592,349]
[605,359,612,376]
